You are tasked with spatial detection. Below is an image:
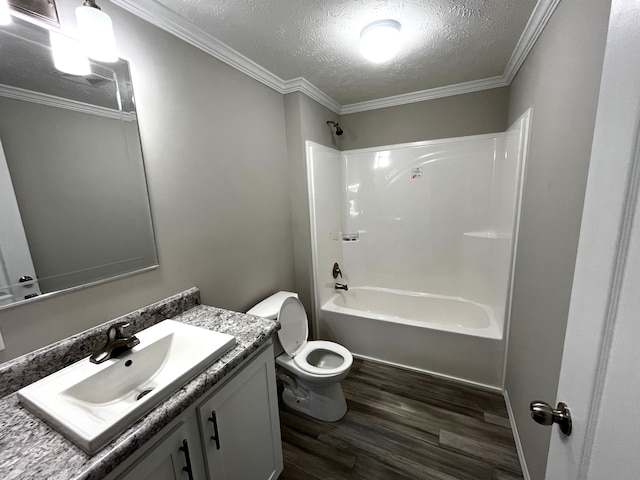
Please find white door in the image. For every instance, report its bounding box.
[0,136,41,305]
[543,1,640,478]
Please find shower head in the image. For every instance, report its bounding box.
[327,120,343,136]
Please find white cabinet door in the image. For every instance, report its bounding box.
[198,345,283,480]
[118,416,207,480]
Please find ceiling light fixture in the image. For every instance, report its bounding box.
[359,19,402,64]
[0,0,12,25]
[76,0,118,62]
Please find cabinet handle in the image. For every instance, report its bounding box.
[208,411,221,450]
[179,439,194,480]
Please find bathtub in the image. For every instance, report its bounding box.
[319,287,505,388]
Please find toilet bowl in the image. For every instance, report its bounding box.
[247,291,353,422]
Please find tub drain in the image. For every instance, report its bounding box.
[136,389,153,401]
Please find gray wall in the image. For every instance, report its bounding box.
[0,0,294,362]
[505,0,611,478]
[284,92,340,327]
[339,87,509,150]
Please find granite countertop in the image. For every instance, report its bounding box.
[0,290,279,480]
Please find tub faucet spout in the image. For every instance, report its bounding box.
[335,283,349,291]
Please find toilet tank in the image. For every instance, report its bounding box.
[246,291,298,319]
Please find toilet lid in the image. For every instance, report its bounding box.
[277,297,308,356]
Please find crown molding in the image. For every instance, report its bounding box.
[339,76,509,115]
[108,0,285,92]
[109,0,558,115]
[504,0,562,83]
[0,84,137,121]
[109,0,343,113]
[282,77,341,113]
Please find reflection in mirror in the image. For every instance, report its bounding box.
[0,16,158,308]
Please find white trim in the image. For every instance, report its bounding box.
[108,0,558,114]
[504,389,532,480]
[0,84,137,121]
[108,0,283,92]
[109,0,343,114]
[283,77,341,113]
[339,76,509,114]
[504,0,562,83]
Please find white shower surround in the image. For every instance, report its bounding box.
[306,111,530,388]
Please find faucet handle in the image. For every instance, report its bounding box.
[108,321,133,340]
[332,262,343,279]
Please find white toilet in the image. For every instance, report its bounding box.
[247,291,353,422]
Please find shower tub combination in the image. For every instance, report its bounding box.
[319,287,503,388]
[306,112,531,389]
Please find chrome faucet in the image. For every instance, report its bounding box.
[335,283,349,291]
[90,322,140,364]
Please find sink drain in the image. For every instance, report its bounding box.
[136,389,153,401]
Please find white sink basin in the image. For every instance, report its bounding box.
[17,320,236,453]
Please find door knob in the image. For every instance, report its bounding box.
[530,400,572,435]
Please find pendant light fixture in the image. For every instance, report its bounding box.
[49,30,91,76]
[360,19,402,64]
[76,0,118,62]
[0,0,11,25]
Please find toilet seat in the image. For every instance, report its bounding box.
[277,297,309,357]
[293,341,353,376]
[277,297,352,376]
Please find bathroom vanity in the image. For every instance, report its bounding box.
[109,343,282,480]
[0,288,283,480]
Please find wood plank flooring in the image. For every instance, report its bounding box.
[278,359,524,480]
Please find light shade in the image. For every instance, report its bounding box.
[0,0,12,26]
[50,31,92,76]
[360,19,402,64]
[76,4,118,62]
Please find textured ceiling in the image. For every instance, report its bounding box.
[153,0,537,105]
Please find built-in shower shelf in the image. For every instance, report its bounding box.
[342,233,360,242]
[463,232,512,239]
[331,232,362,242]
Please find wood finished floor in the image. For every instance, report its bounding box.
[278,359,524,480]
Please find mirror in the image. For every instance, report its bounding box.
[0,16,158,308]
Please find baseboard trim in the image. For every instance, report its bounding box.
[503,389,532,480]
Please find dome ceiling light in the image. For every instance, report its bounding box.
[359,19,402,64]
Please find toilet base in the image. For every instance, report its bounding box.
[281,379,347,422]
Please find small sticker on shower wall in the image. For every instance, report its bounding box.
[411,167,423,179]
